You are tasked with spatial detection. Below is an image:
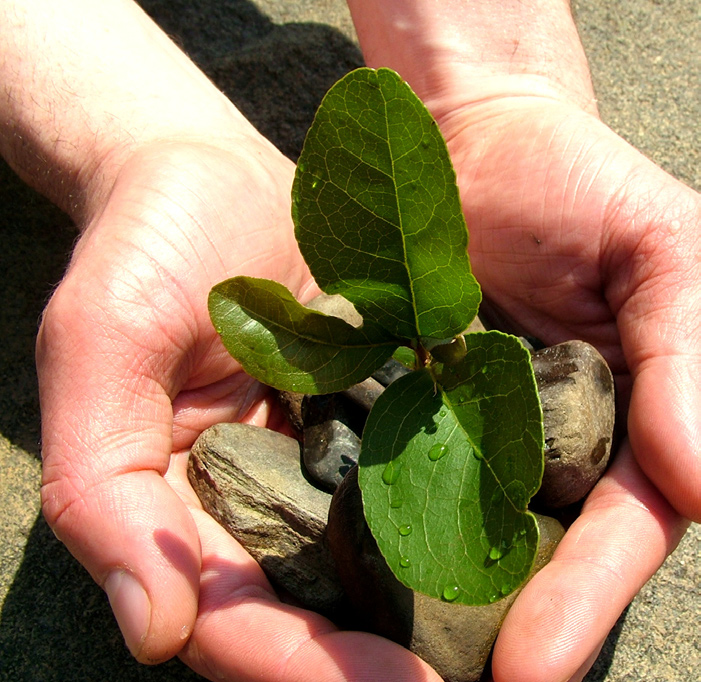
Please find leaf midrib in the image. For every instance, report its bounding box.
[380,77,421,340]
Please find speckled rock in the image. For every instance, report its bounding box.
[326,467,565,682]
[531,341,616,508]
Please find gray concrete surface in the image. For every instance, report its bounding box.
[0,1,698,680]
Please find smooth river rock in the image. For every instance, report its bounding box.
[531,341,616,508]
[326,466,565,682]
[188,422,344,617]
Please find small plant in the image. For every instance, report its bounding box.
[209,68,544,605]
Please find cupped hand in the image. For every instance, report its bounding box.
[36,138,441,681]
[431,87,699,681]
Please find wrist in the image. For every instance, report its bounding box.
[346,0,596,116]
[0,0,260,227]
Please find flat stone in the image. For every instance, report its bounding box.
[188,422,344,617]
[326,467,565,682]
[532,341,616,508]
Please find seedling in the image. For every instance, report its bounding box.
[209,68,544,605]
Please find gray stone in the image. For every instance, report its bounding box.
[301,393,362,492]
[372,357,412,386]
[188,422,345,617]
[342,375,385,412]
[326,467,565,682]
[532,341,616,508]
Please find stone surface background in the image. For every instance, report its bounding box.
[0,1,698,680]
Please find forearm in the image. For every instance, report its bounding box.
[346,0,596,115]
[0,0,255,223]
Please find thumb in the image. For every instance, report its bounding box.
[605,169,701,521]
[37,274,201,663]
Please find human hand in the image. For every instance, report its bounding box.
[36,137,445,680]
[437,84,697,682]
[0,0,442,678]
[348,0,699,680]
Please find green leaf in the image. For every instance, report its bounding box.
[292,67,481,342]
[358,331,544,604]
[209,276,398,394]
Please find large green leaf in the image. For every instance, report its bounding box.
[292,67,481,342]
[209,276,398,394]
[358,331,544,604]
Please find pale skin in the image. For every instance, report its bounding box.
[1,0,698,680]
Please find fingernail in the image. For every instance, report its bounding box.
[104,569,151,657]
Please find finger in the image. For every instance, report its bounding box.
[603,175,701,521]
[165,452,442,682]
[171,374,270,451]
[37,281,202,664]
[629,354,701,522]
[491,442,688,682]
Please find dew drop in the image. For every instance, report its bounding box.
[438,408,447,418]
[428,443,448,461]
[382,460,402,485]
[399,556,411,568]
[500,584,511,596]
[488,593,499,603]
[311,179,319,189]
[398,524,413,536]
[442,585,460,602]
[489,546,504,561]
[390,495,404,509]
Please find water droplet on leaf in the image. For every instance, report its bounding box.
[399,524,413,536]
[428,443,448,461]
[399,556,411,568]
[489,546,504,561]
[442,585,460,602]
[382,460,402,485]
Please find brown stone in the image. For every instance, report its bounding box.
[531,341,616,508]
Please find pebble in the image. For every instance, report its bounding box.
[188,422,345,618]
[301,393,363,492]
[531,340,615,508]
